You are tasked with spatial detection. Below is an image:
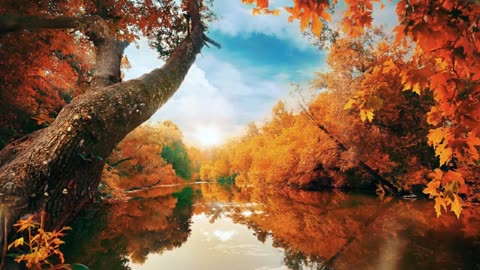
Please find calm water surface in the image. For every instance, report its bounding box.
[62,184,480,270]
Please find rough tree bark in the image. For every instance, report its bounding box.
[85,18,130,89]
[0,0,209,244]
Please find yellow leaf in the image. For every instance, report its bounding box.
[366,110,374,122]
[423,179,440,198]
[428,127,444,148]
[8,237,24,250]
[252,7,262,15]
[412,82,421,95]
[360,110,367,122]
[435,57,448,70]
[434,197,446,218]
[360,109,374,122]
[344,99,355,110]
[382,59,396,74]
[451,194,463,219]
[438,146,452,166]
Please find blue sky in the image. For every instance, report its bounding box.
[124,0,397,147]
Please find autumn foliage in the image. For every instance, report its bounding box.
[0,18,93,147]
[198,0,480,218]
[101,121,195,197]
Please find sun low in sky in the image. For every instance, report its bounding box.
[194,125,224,147]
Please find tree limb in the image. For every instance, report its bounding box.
[0,15,100,35]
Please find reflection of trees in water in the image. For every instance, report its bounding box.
[62,184,480,269]
[197,185,480,270]
[62,187,198,269]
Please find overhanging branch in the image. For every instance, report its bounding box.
[0,15,101,35]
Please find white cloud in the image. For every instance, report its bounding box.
[123,41,291,147]
[152,62,237,143]
[123,0,358,147]
[196,54,291,121]
[124,41,235,145]
[209,0,312,50]
[209,0,398,49]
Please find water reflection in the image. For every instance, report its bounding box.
[63,186,198,269]
[62,184,480,269]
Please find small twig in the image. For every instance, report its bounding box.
[202,33,221,48]
[108,157,134,168]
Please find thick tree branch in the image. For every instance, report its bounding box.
[90,39,129,88]
[86,1,129,89]
[86,19,129,89]
[0,15,100,35]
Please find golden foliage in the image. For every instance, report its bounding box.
[8,213,71,269]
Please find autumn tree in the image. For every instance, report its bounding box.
[161,142,192,180]
[101,121,193,197]
[242,0,480,217]
[200,23,476,211]
[306,31,438,193]
[199,142,236,182]
[0,0,219,238]
[0,0,94,148]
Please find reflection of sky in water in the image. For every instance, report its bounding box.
[129,214,286,270]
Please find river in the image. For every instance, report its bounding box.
[62,183,480,270]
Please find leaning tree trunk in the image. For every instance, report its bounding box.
[0,0,206,244]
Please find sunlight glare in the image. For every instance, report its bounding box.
[195,125,223,147]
